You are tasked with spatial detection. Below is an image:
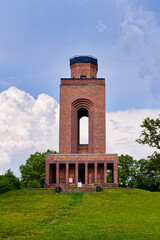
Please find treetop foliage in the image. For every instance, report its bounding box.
[136,114,160,149]
[134,115,160,191]
[118,153,160,191]
[20,149,57,187]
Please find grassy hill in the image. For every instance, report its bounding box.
[0,188,160,240]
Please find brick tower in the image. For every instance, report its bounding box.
[45,56,118,187]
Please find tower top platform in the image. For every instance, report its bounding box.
[70,55,98,66]
[70,55,98,78]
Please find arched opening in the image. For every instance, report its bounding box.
[77,108,89,153]
[71,98,93,154]
[79,116,88,144]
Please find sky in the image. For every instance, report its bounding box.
[0,0,160,176]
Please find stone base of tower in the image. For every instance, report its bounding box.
[45,154,118,188]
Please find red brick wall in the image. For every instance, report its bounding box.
[59,78,106,154]
[77,144,88,154]
[59,60,106,154]
[70,62,97,78]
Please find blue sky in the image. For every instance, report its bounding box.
[1,0,160,111]
[0,0,160,175]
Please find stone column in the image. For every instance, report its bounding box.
[113,162,118,184]
[94,162,97,184]
[56,163,59,185]
[85,162,88,185]
[104,163,107,184]
[75,162,78,186]
[66,162,69,185]
[45,162,49,185]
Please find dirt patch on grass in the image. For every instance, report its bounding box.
[49,220,57,224]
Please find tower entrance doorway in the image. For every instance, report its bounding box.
[78,164,85,183]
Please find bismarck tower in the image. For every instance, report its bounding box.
[45,56,118,187]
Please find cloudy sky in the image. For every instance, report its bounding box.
[0,0,160,176]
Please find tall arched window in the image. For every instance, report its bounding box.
[79,116,88,144]
[78,108,89,145]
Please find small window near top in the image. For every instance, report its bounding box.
[80,75,86,79]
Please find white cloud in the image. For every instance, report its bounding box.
[107,109,160,159]
[0,87,59,176]
[97,19,106,33]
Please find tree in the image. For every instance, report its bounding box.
[146,152,160,191]
[135,158,151,191]
[0,177,12,194]
[118,155,137,187]
[118,153,160,191]
[136,115,160,149]
[136,115,160,191]
[107,170,113,183]
[135,153,160,191]
[4,169,21,189]
[20,149,57,187]
[0,169,21,194]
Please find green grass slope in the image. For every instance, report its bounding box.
[0,188,160,240]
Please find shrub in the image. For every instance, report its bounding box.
[0,169,21,194]
[27,180,41,188]
[0,176,13,194]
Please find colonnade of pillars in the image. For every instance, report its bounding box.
[49,162,118,185]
